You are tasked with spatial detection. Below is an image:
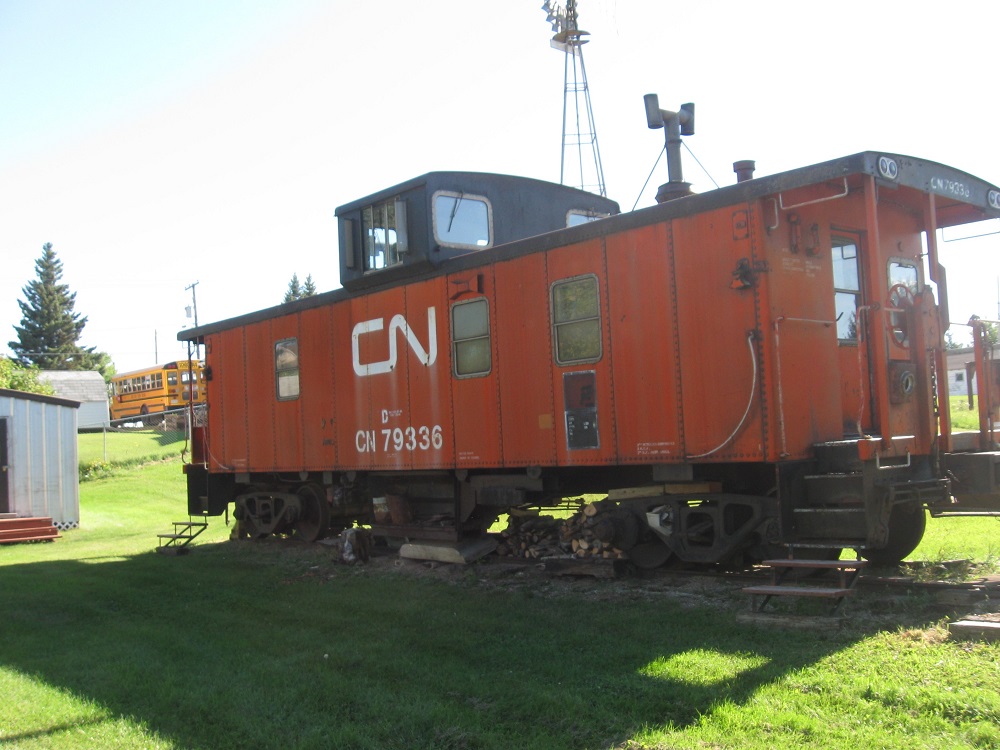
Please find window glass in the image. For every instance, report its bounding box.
[888,261,918,290]
[451,298,491,377]
[275,338,300,400]
[363,201,403,270]
[552,276,602,363]
[433,192,491,249]
[567,210,609,227]
[888,261,919,346]
[831,238,861,341]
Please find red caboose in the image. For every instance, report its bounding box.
[180,111,1000,566]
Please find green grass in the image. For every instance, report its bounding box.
[951,395,987,432]
[77,429,187,481]
[1,460,999,748]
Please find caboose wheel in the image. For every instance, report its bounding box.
[293,484,330,543]
[862,503,926,566]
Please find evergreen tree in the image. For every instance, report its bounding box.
[302,274,317,297]
[8,243,107,373]
[283,273,302,304]
[283,273,317,303]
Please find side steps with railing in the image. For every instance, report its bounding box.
[743,547,867,615]
[156,518,208,555]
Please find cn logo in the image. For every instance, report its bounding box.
[352,307,438,377]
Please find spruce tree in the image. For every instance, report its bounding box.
[283,273,317,303]
[8,243,99,370]
[283,273,302,304]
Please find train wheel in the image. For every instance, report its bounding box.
[293,485,330,543]
[862,503,926,566]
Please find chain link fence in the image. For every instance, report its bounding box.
[79,406,205,475]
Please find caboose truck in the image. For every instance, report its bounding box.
[179,96,1000,567]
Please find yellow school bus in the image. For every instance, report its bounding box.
[109,360,205,422]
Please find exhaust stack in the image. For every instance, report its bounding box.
[734,160,756,183]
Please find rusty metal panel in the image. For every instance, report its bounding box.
[494,253,557,466]
[671,206,764,461]
[334,293,373,471]
[209,329,250,472]
[448,268,503,468]
[604,222,683,463]
[298,305,337,470]
[401,277,452,470]
[270,313,302,470]
[244,321,278,470]
[545,239,618,466]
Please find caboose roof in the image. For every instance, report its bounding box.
[179,152,1000,342]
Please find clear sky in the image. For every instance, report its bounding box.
[2,0,998,373]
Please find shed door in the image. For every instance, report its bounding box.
[0,419,9,513]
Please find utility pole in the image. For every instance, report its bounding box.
[185,281,200,328]
[185,281,200,361]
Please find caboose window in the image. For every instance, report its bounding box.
[451,298,491,377]
[551,275,602,364]
[275,338,300,400]
[832,238,861,342]
[432,191,492,250]
[363,199,407,270]
[567,210,610,227]
[888,261,919,346]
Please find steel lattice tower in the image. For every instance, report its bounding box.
[542,1,606,197]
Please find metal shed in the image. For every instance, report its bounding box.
[40,370,110,429]
[0,388,80,530]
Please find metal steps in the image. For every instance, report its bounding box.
[743,553,867,614]
[156,519,208,555]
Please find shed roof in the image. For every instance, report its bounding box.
[0,387,79,409]
[39,370,107,403]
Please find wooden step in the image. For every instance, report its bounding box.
[0,533,62,544]
[0,516,61,544]
[742,585,856,599]
[761,558,867,570]
[0,516,55,531]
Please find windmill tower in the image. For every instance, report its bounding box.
[542,0,606,197]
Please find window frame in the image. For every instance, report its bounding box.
[831,235,862,344]
[362,199,408,271]
[551,274,603,366]
[431,190,493,251]
[274,338,300,401]
[450,297,492,378]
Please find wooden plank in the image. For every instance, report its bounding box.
[737,612,845,630]
[761,559,867,569]
[742,585,854,599]
[949,620,1000,642]
[607,482,722,501]
[0,534,61,544]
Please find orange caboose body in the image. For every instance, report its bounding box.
[181,146,1000,566]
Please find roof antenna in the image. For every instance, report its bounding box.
[643,93,695,202]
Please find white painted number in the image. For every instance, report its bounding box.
[358,424,443,454]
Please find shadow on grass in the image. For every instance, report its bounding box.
[0,542,953,750]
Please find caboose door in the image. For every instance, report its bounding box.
[831,232,876,435]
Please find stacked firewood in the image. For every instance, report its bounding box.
[493,500,627,561]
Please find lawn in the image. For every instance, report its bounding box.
[1,460,999,749]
